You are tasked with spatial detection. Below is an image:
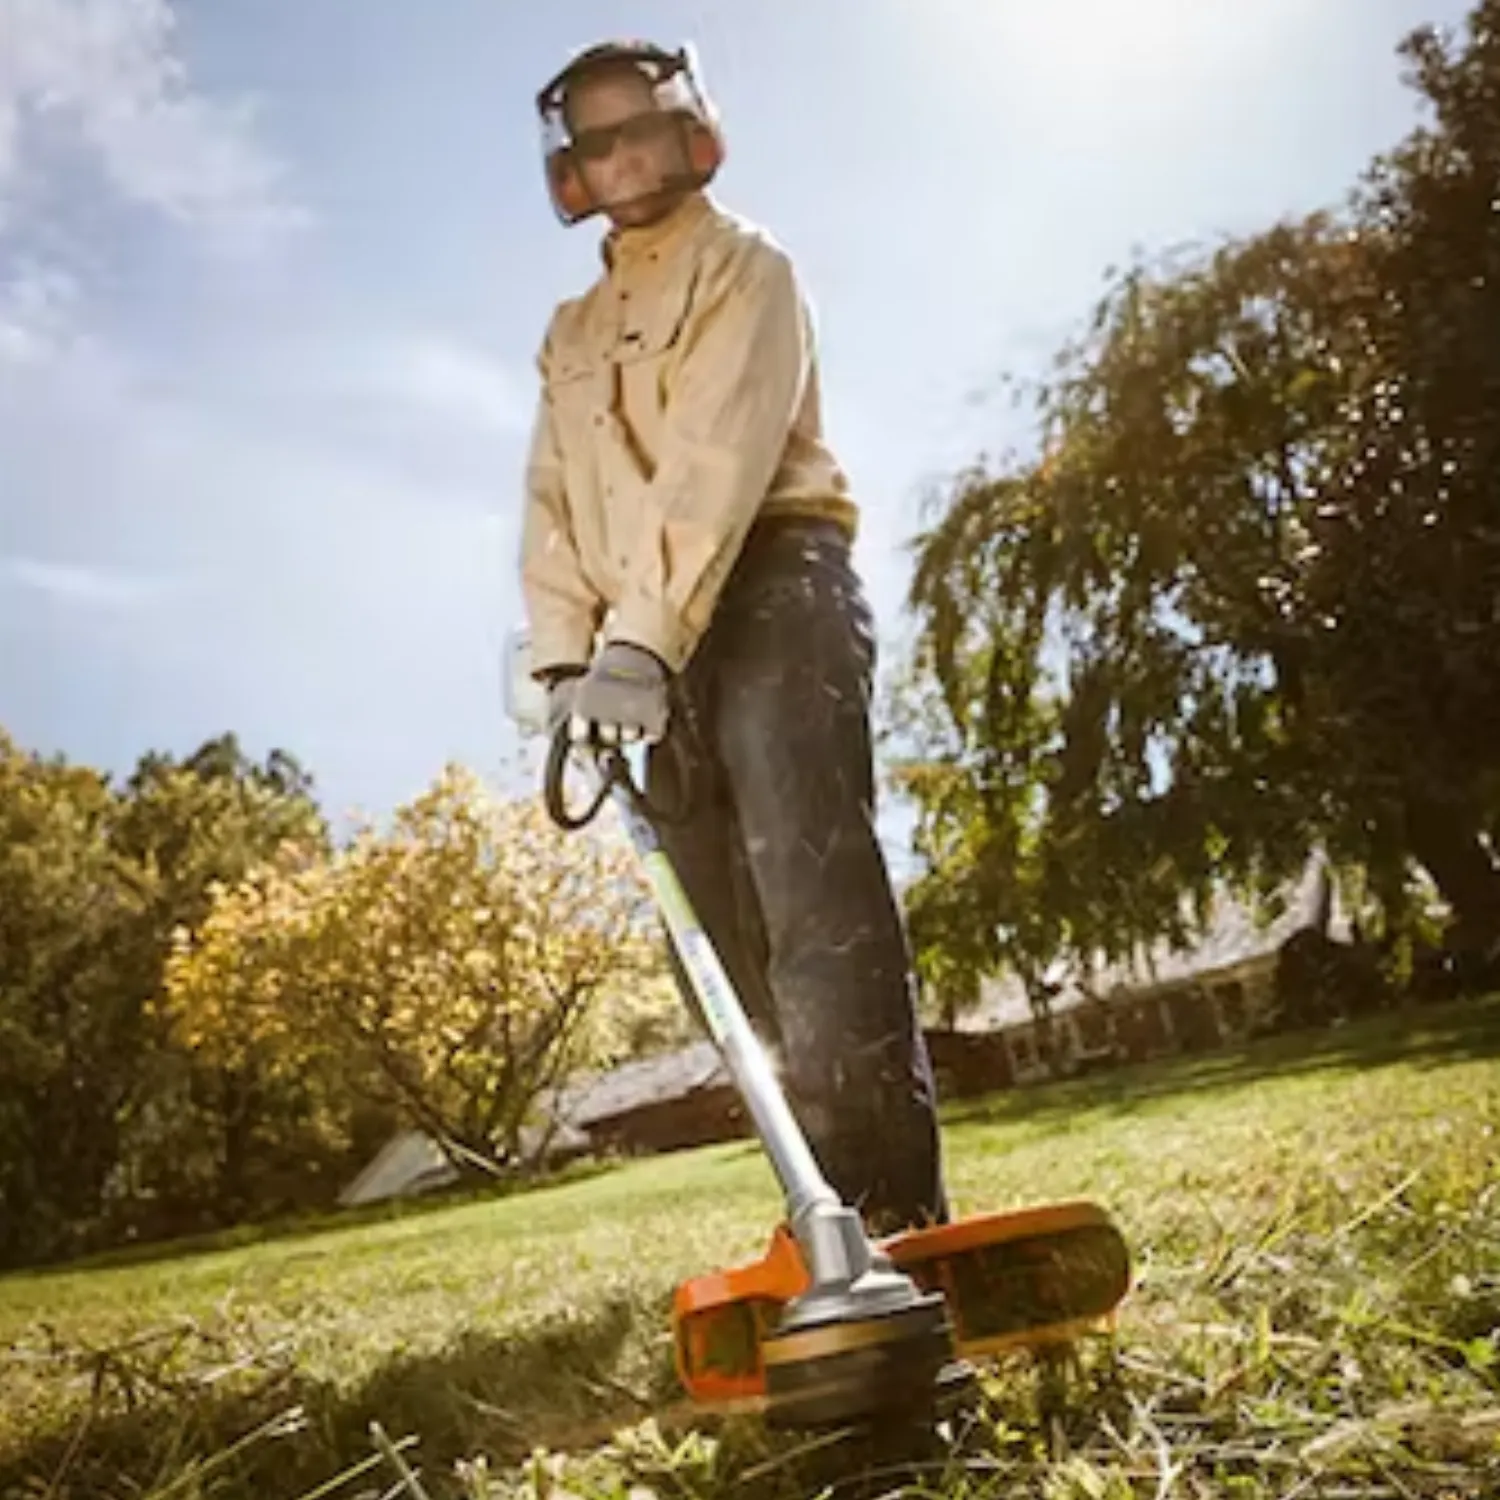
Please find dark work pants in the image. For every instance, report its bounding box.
[645,517,949,1235]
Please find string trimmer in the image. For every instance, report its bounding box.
[504,630,1132,1430]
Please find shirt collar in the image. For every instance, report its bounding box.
[600,190,714,273]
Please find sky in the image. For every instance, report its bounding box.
[0,0,1476,866]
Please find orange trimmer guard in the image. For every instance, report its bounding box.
[882,1199,1132,1357]
[671,1200,1132,1410]
[672,1220,811,1408]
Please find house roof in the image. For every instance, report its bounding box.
[338,1128,459,1207]
[964,856,1347,1032]
[550,1038,730,1128]
[340,1116,593,1206]
[516,1116,592,1157]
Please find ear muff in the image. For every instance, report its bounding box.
[547,153,594,224]
[545,116,725,227]
[536,40,726,227]
[685,120,724,180]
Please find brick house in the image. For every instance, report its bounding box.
[926,856,1349,1093]
[547,1038,749,1157]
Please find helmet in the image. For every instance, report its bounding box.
[534,40,725,225]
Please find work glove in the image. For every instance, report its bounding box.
[538,665,586,735]
[569,641,670,746]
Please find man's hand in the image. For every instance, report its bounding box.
[570,642,670,745]
[538,665,586,735]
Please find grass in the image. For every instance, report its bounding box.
[2,996,1497,1498]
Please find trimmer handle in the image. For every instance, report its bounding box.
[543,721,616,830]
[542,722,692,832]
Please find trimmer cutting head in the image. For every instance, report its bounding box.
[761,1294,965,1429]
[758,1250,960,1428]
[672,1199,1133,1427]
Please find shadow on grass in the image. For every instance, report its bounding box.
[0,1288,684,1500]
[939,993,1500,1134]
[0,1297,1139,1500]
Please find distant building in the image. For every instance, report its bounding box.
[545,1038,748,1156]
[338,1116,594,1210]
[339,1044,745,1208]
[928,856,1352,1088]
[338,1128,461,1208]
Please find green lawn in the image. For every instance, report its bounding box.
[3,998,1498,1499]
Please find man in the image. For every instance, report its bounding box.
[520,39,947,1235]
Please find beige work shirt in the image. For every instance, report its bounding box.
[520,191,858,677]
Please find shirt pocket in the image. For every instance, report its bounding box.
[546,345,605,424]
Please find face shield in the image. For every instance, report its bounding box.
[534,41,725,225]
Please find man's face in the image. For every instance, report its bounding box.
[565,67,691,228]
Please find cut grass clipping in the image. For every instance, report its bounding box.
[2,997,1497,1497]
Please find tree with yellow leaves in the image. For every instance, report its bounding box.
[163,763,675,1174]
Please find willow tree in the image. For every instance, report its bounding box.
[896,2,1500,995]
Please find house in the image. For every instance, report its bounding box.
[338,1128,461,1208]
[336,1042,744,1208]
[547,1038,749,1157]
[931,855,1353,1089]
[922,1026,1017,1096]
[338,1115,593,1210]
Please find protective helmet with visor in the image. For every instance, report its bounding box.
[535,40,725,225]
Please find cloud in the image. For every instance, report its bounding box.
[0,260,80,365]
[167,330,537,509]
[0,0,307,254]
[0,317,522,815]
[1,554,184,608]
[382,338,532,436]
[282,335,534,440]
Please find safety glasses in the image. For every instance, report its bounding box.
[567,110,682,164]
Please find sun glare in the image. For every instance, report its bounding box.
[928,0,1256,98]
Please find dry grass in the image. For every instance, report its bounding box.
[2,996,1496,1498]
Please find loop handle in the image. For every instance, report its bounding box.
[543,723,614,830]
[542,723,695,831]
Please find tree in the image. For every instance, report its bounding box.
[0,733,156,1263]
[1336,0,1500,957]
[162,764,670,1172]
[894,1,1500,996]
[0,726,334,1263]
[109,735,334,1234]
